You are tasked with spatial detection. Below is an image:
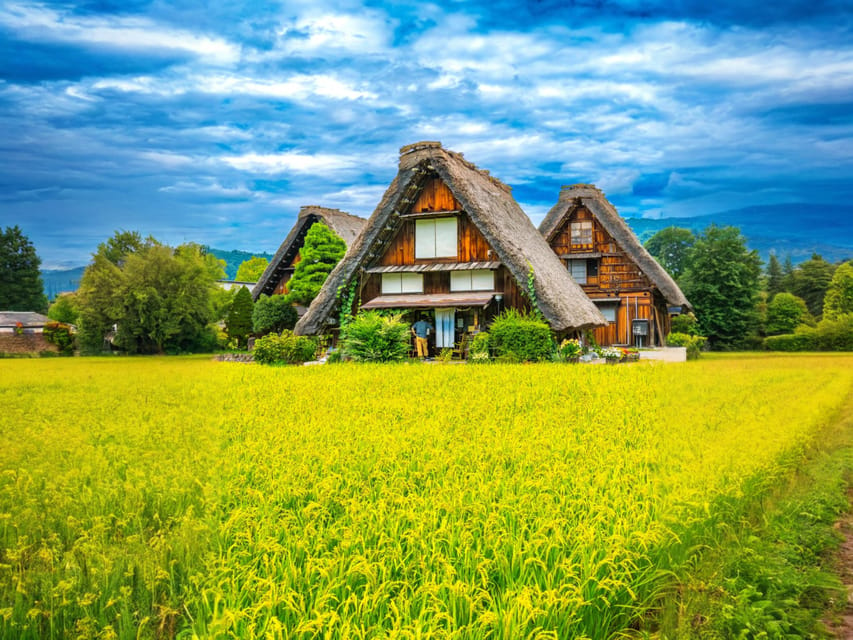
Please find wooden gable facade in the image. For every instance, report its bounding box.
[540,184,691,347]
[357,176,529,346]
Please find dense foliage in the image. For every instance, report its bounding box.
[666,332,707,359]
[225,286,254,348]
[47,292,79,325]
[764,315,853,351]
[680,226,762,349]
[0,225,47,313]
[252,331,316,364]
[765,292,811,335]
[339,311,410,362]
[42,321,75,355]
[643,226,696,279]
[252,294,298,335]
[823,260,853,320]
[76,232,224,354]
[787,253,835,318]
[234,256,269,282]
[488,309,553,362]
[285,222,347,306]
[1,356,851,638]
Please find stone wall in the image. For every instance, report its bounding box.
[0,333,58,354]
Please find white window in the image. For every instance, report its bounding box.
[571,220,593,245]
[381,272,424,294]
[450,269,494,291]
[568,260,587,284]
[415,218,457,258]
[595,302,618,323]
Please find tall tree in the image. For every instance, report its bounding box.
[643,226,696,279]
[0,226,47,312]
[823,260,853,320]
[235,256,269,282]
[225,286,254,347]
[285,222,347,305]
[77,232,224,354]
[47,293,79,324]
[789,253,835,318]
[252,294,298,335]
[680,225,762,349]
[765,253,784,299]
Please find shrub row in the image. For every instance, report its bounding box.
[764,314,853,351]
[666,332,707,360]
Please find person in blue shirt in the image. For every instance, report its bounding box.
[411,315,433,359]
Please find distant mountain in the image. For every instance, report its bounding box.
[627,203,853,264]
[206,248,274,280]
[41,266,86,300]
[41,248,274,298]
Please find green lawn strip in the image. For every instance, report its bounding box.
[652,388,853,638]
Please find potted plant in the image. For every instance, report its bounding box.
[559,338,583,363]
[601,346,622,364]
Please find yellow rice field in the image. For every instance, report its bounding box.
[1,354,851,639]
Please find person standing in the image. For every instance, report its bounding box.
[411,314,433,359]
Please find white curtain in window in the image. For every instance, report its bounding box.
[434,308,455,348]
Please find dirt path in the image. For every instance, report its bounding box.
[829,489,853,638]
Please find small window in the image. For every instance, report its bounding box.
[595,302,618,323]
[571,220,593,245]
[415,218,457,259]
[568,260,587,284]
[450,269,494,291]
[381,272,424,294]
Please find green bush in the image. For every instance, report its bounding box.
[814,313,853,351]
[252,331,317,365]
[252,294,298,336]
[670,312,699,335]
[340,311,409,362]
[488,309,552,362]
[764,327,817,352]
[666,332,707,360]
[42,321,75,355]
[469,331,490,357]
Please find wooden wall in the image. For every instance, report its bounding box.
[411,177,461,213]
[272,253,301,295]
[550,206,667,346]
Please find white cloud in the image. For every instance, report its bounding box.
[220,152,359,174]
[0,1,239,64]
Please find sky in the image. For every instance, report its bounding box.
[1,1,852,268]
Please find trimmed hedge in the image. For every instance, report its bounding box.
[763,315,853,351]
[488,310,552,362]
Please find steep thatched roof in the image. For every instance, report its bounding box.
[252,206,366,300]
[539,184,691,309]
[295,142,605,335]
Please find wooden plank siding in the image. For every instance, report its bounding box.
[272,253,301,295]
[549,205,666,346]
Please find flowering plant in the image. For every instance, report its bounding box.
[559,338,583,360]
[601,346,623,361]
[14,321,23,335]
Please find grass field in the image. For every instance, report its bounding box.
[1,355,852,639]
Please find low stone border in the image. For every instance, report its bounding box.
[213,353,255,363]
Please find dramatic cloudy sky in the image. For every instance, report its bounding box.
[2,1,852,267]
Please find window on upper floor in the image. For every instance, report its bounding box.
[567,259,598,285]
[450,269,494,291]
[570,220,593,246]
[415,218,457,259]
[381,272,424,294]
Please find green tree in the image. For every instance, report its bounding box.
[680,225,762,349]
[77,233,223,354]
[0,226,47,312]
[285,222,346,305]
[789,253,836,318]
[766,292,811,335]
[252,294,298,335]
[823,261,853,321]
[643,226,696,279]
[765,253,784,299]
[781,255,795,292]
[47,293,79,324]
[225,286,254,347]
[235,256,269,282]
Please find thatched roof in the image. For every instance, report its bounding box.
[252,206,366,300]
[295,142,605,335]
[539,184,691,309]
[0,311,49,328]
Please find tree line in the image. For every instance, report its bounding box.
[645,226,852,349]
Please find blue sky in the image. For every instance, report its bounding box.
[2,1,852,268]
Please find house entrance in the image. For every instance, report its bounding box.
[434,309,455,349]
